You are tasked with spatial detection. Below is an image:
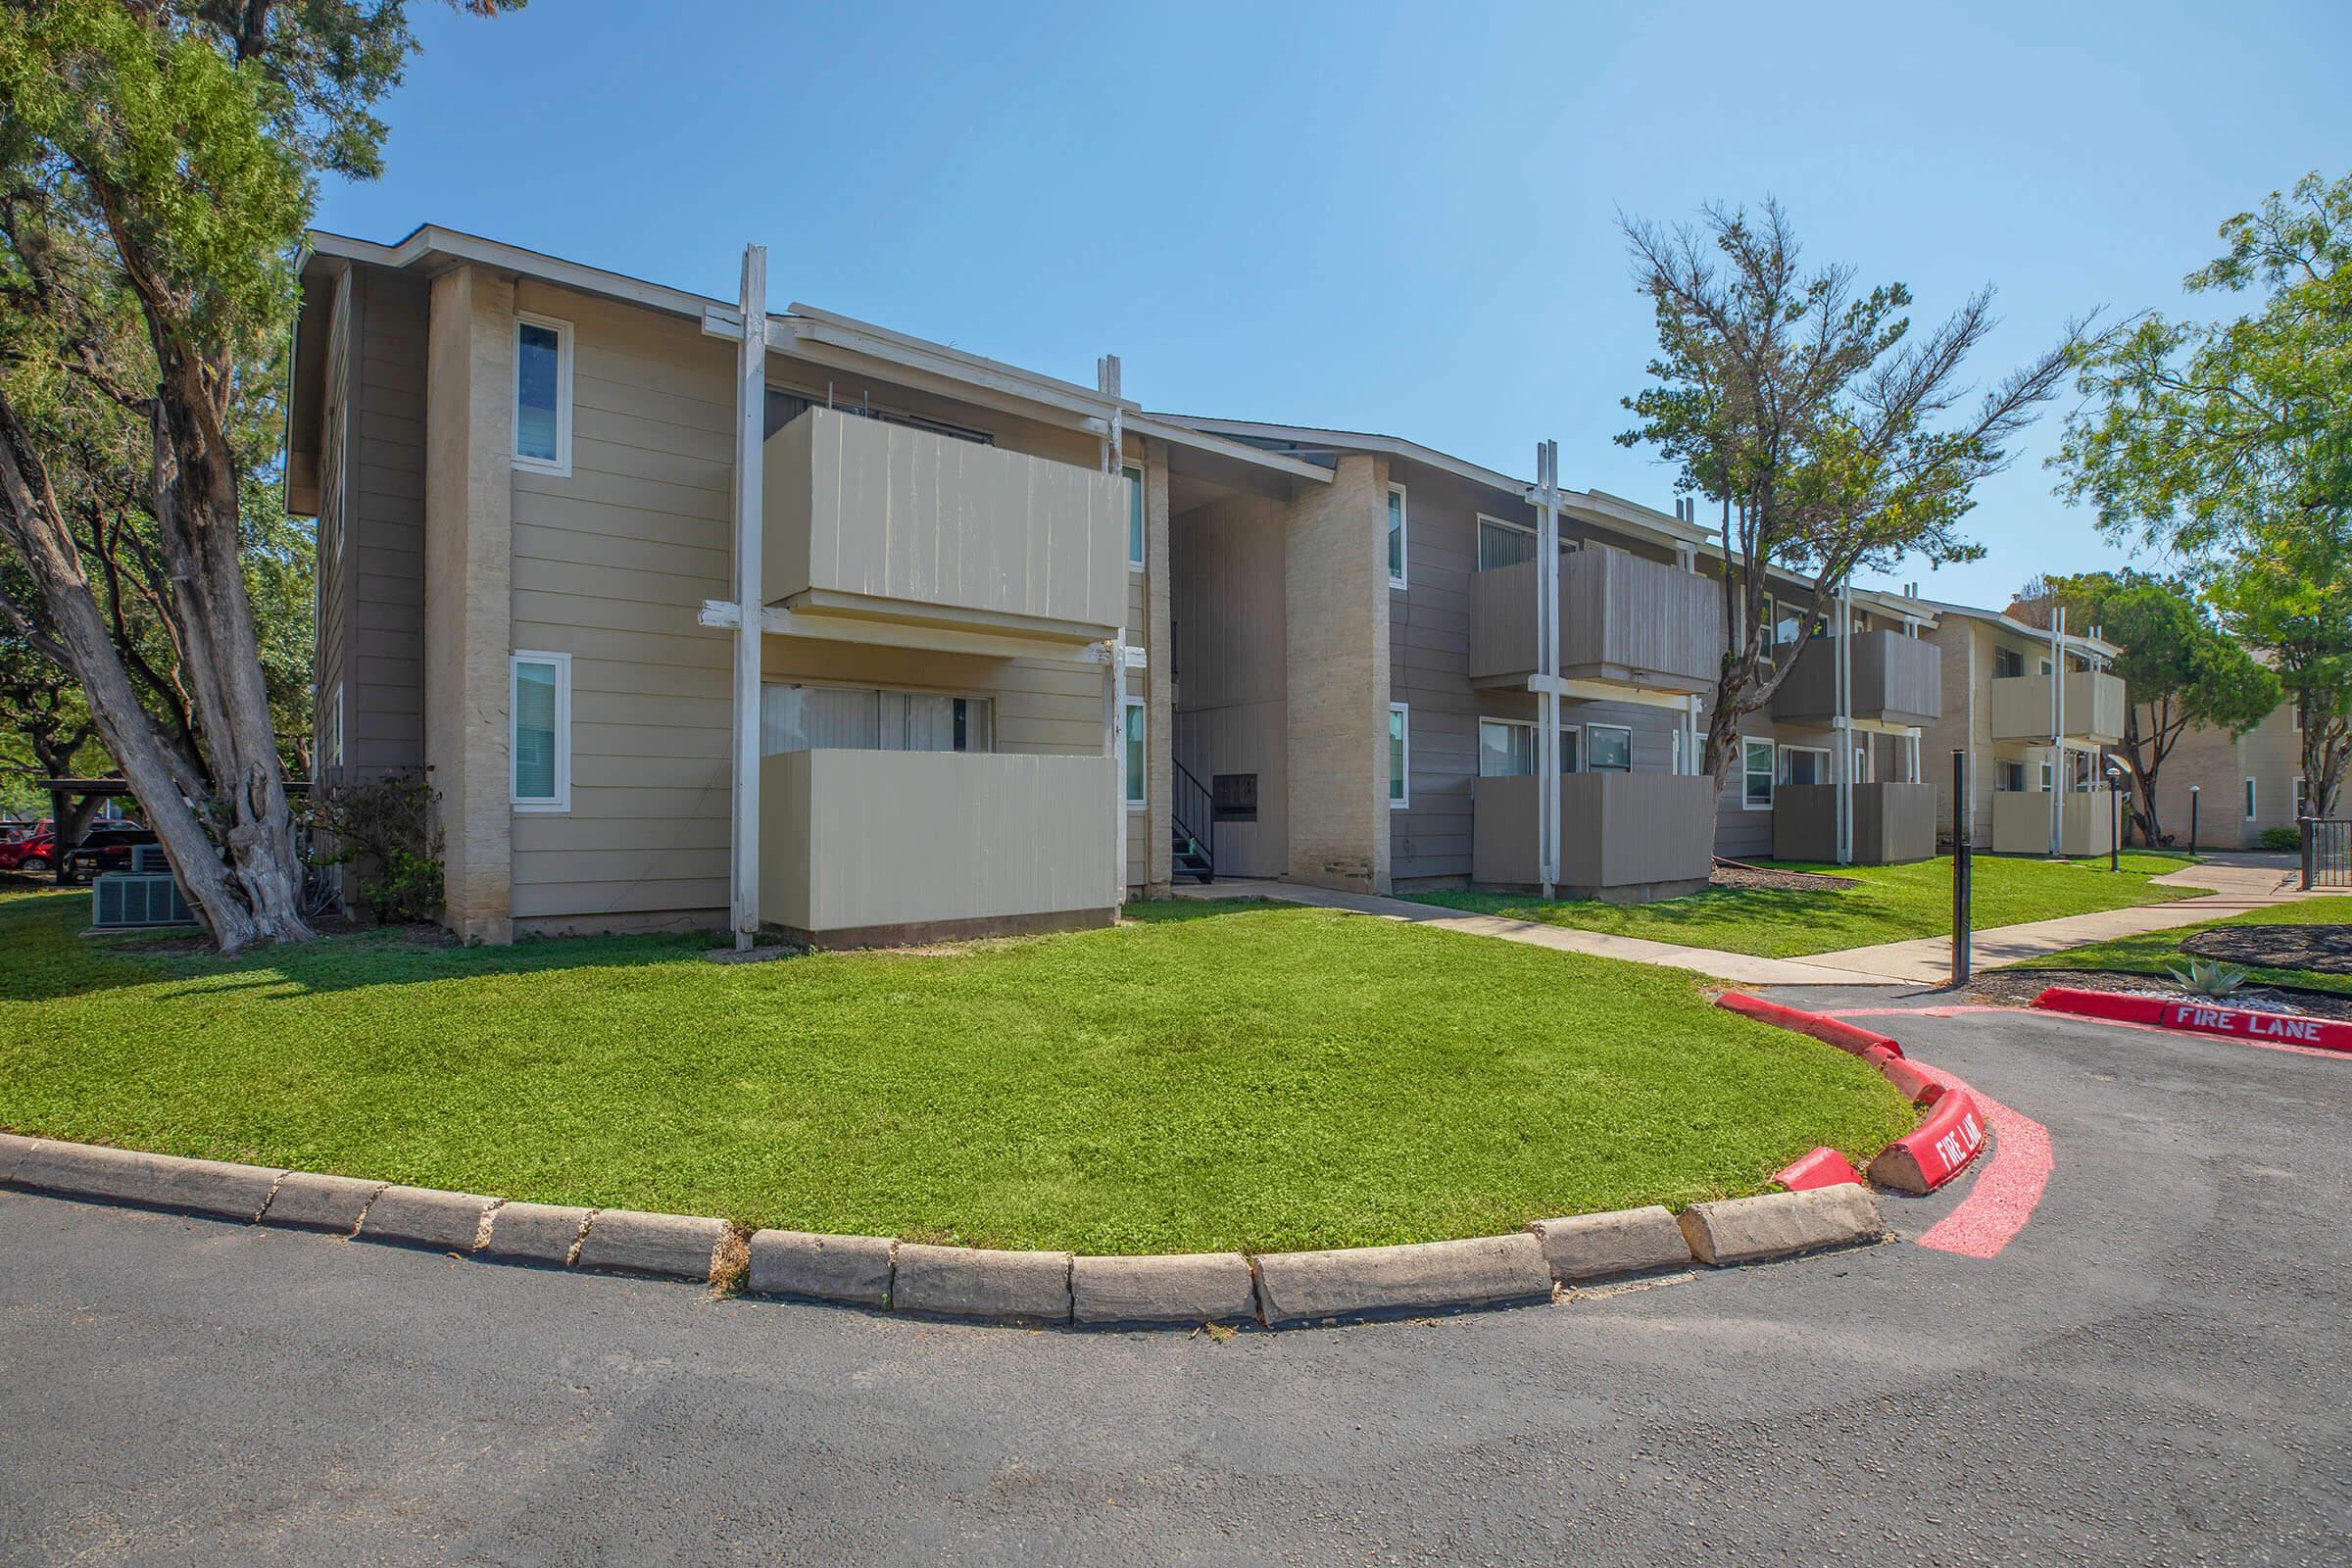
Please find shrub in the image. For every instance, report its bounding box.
[2259,825,2303,853]
[307,771,444,924]
[2166,956,2250,997]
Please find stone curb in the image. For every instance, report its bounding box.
[0,1134,1913,1331]
[1072,1251,1257,1326]
[894,1242,1072,1322]
[1528,1206,1691,1284]
[745,1229,895,1305]
[13,1140,282,1222]
[357,1185,498,1252]
[259,1171,384,1235]
[1677,1186,1886,1266]
[573,1208,730,1283]
[1253,1233,1554,1325]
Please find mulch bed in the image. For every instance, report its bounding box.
[1963,965,2352,1023]
[1709,862,1858,893]
[2182,923,2352,975]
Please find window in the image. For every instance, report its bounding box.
[1389,702,1410,807]
[1742,738,1775,809]
[2038,657,2055,676]
[1124,698,1147,809]
[2038,760,2055,792]
[2296,777,2311,819]
[1994,647,2025,679]
[1124,465,1146,569]
[322,683,344,771]
[760,684,994,756]
[1561,725,1583,774]
[2245,776,2258,821]
[1477,516,1537,571]
[1212,773,1258,822]
[1759,592,1776,659]
[514,314,572,474]
[1387,484,1408,589]
[1588,724,1634,772]
[1854,744,1871,784]
[510,652,571,811]
[1997,760,2027,793]
[1478,718,1537,777]
[1780,745,1830,786]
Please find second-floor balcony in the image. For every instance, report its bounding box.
[1989,669,2126,745]
[1469,548,1721,694]
[1773,630,1943,727]
[762,407,1128,651]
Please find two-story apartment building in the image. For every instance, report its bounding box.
[2139,695,2305,850]
[1163,420,1726,903]
[287,224,1328,946]
[1915,599,2126,856]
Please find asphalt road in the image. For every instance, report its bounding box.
[3,998,2348,1566]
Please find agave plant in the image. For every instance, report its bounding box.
[2165,956,2251,997]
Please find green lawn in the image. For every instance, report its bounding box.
[2007,896,2352,997]
[0,886,1913,1254]
[1404,853,2204,959]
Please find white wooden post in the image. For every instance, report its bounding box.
[2049,606,2066,858]
[727,245,767,951]
[1099,354,1127,907]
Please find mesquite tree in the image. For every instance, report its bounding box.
[1618,200,2086,784]
[0,0,507,950]
[2052,171,2352,818]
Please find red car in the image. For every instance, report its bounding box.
[0,828,58,875]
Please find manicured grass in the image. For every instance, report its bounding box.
[0,886,1913,1254]
[1404,853,2204,959]
[2008,896,2352,997]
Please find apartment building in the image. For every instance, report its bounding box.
[2140,698,2305,850]
[1916,600,2126,856]
[1164,421,1726,903]
[287,225,1327,946]
[1715,582,1944,867]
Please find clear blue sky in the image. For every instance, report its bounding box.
[317,0,2351,608]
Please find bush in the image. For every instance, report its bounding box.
[2259,825,2303,853]
[307,771,443,924]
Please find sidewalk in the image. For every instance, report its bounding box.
[1174,856,2326,991]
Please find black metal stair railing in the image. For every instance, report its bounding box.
[1171,760,1214,884]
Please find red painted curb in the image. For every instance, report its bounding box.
[1775,1146,1864,1192]
[2033,986,2352,1054]
[1717,991,1904,1058]
[1716,992,1984,1195]
[1866,1087,1986,1195]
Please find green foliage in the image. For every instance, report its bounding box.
[2164,955,2250,997]
[2259,825,2303,853]
[0,893,1915,1252]
[307,770,442,924]
[2052,172,2352,816]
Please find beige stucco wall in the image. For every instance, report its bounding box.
[423,265,516,943]
[1284,453,1392,892]
[2145,700,2301,849]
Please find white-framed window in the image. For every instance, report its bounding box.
[513,313,573,475]
[2038,657,2054,676]
[1780,744,1831,786]
[1588,723,1634,772]
[1476,515,1535,571]
[1759,592,1776,661]
[1123,697,1147,809]
[1478,717,1536,777]
[2038,760,2055,792]
[1389,702,1410,807]
[510,651,572,811]
[1562,724,1584,774]
[1996,760,2027,793]
[2245,776,2258,821]
[1124,464,1146,569]
[1386,484,1408,589]
[323,682,344,770]
[1742,738,1775,809]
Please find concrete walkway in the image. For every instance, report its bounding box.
[1175,854,2328,990]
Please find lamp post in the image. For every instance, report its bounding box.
[2104,761,2129,872]
[2188,785,2200,858]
